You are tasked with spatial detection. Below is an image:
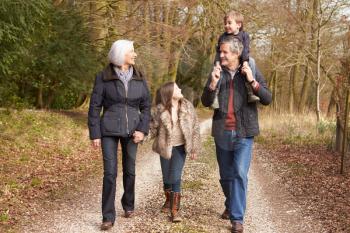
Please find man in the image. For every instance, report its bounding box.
[201,36,272,233]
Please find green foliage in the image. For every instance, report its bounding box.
[0,0,49,76]
[30,178,42,187]
[182,180,203,190]
[316,119,336,135]
[0,211,9,222]
[0,1,100,109]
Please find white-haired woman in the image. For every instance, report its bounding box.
[88,40,151,231]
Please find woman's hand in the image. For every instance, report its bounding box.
[133,131,145,143]
[190,153,197,160]
[91,139,101,149]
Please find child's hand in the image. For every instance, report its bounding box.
[243,61,249,67]
[190,153,197,160]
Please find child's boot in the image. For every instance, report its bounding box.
[245,82,260,103]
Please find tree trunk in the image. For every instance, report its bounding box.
[143,1,154,86]
[88,1,108,51]
[46,92,55,109]
[327,89,336,117]
[78,96,90,109]
[271,70,278,111]
[335,110,343,152]
[289,66,295,113]
[293,55,301,106]
[316,80,321,121]
[341,89,349,174]
[314,0,322,122]
[168,46,182,81]
[37,84,43,109]
[298,64,311,112]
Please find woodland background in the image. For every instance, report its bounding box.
[1,1,350,232]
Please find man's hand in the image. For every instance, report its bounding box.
[242,61,249,68]
[91,139,101,149]
[133,131,145,144]
[241,62,254,83]
[210,62,222,90]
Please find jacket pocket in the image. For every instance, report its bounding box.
[242,107,258,129]
[102,116,121,133]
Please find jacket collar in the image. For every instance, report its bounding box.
[157,98,190,120]
[157,98,190,134]
[222,64,242,78]
[102,63,144,81]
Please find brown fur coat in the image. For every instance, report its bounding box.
[148,98,201,159]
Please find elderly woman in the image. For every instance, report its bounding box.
[88,40,151,231]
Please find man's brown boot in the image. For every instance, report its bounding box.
[221,208,230,219]
[170,192,182,222]
[100,221,113,231]
[231,221,243,233]
[161,189,171,213]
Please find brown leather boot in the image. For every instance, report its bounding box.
[161,189,171,213]
[221,208,230,219]
[100,221,113,231]
[124,210,134,218]
[231,221,244,233]
[170,192,182,222]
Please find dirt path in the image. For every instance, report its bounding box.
[21,119,326,233]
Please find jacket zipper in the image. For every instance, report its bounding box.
[124,82,129,135]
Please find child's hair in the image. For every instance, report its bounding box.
[224,10,244,31]
[155,82,175,113]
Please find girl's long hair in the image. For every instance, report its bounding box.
[155,82,175,114]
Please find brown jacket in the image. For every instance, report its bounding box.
[148,98,201,159]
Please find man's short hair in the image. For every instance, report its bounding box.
[220,36,243,56]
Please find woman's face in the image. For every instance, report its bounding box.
[172,84,183,100]
[124,47,137,65]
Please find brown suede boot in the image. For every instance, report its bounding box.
[161,189,171,213]
[245,82,260,103]
[170,192,182,222]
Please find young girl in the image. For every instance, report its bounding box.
[149,82,200,222]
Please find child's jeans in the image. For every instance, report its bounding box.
[160,145,186,192]
[248,57,257,80]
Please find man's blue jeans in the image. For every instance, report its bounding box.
[214,130,254,224]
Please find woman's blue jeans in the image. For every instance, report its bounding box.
[101,136,138,224]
